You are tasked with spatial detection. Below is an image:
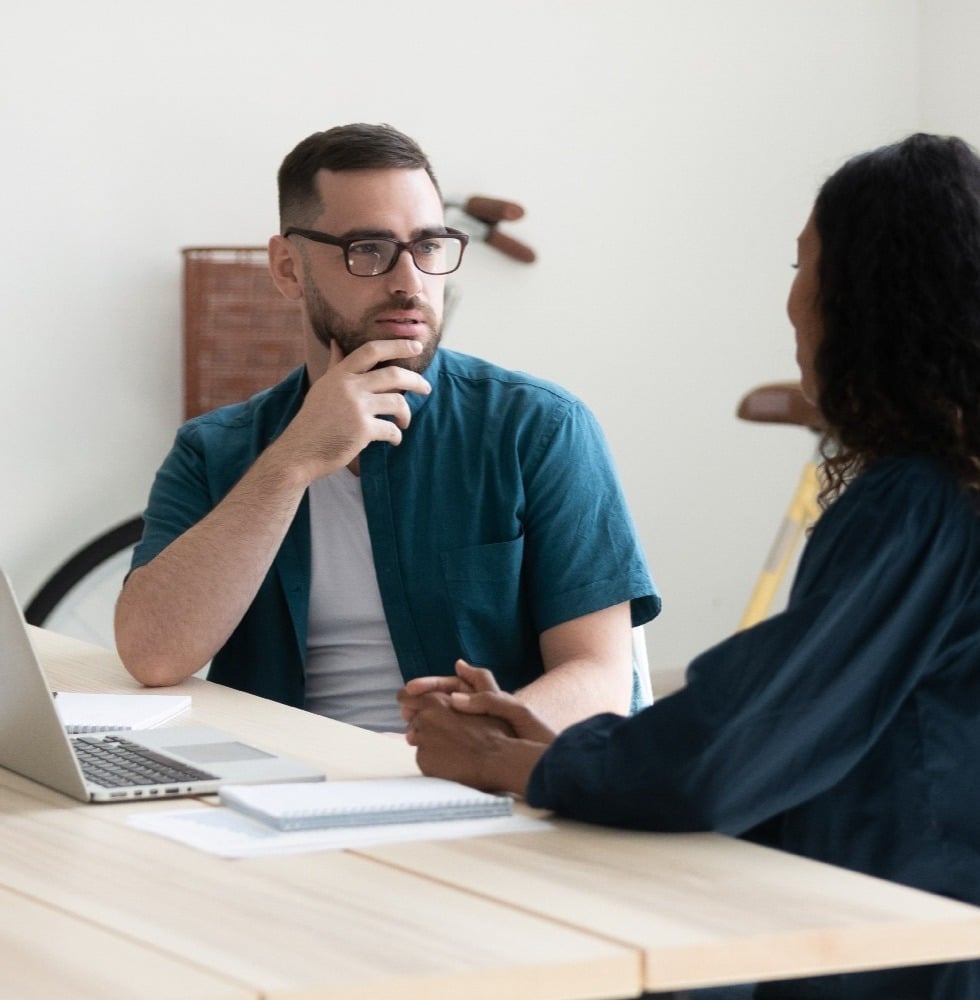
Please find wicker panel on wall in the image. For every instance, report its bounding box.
[182,247,305,420]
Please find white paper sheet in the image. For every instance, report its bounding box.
[56,693,191,733]
[128,805,550,858]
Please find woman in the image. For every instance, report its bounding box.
[405,133,980,999]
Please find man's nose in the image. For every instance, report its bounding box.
[384,246,424,298]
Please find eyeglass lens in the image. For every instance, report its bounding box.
[346,236,463,276]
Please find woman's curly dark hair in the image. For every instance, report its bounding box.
[813,132,980,504]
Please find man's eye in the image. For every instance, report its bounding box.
[351,242,382,255]
[416,241,441,255]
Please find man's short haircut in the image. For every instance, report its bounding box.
[277,123,440,231]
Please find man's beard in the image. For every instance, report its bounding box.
[305,278,442,374]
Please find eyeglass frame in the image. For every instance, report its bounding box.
[282,226,470,276]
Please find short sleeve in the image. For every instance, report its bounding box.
[520,398,659,632]
[130,426,213,572]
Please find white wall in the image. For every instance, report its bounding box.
[1,0,925,672]
[919,0,980,145]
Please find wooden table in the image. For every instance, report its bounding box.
[364,829,980,993]
[3,627,979,999]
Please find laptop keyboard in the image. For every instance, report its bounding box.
[73,735,219,788]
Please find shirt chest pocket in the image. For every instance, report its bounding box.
[441,535,533,675]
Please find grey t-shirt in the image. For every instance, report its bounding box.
[304,469,404,733]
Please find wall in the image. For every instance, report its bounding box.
[919,0,980,145]
[1,0,921,672]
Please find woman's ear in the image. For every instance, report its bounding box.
[268,235,304,301]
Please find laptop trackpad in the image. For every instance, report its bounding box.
[170,741,275,764]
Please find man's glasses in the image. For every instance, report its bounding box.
[284,227,469,277]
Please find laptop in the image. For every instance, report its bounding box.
[0,569,324,802]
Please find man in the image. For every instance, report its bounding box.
[115,123,658,733]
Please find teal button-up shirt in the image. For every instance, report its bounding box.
[133,349,659,708]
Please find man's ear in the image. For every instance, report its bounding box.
[268,235,304,301]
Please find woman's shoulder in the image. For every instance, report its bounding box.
[789,455,980,612]
[842,455,969,512]
[817,455,980,555]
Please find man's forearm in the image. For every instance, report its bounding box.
[515,658,631,732]
[114,449,309,686]
[519,603,634,730]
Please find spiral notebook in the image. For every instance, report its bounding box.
[219,776,512,831]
